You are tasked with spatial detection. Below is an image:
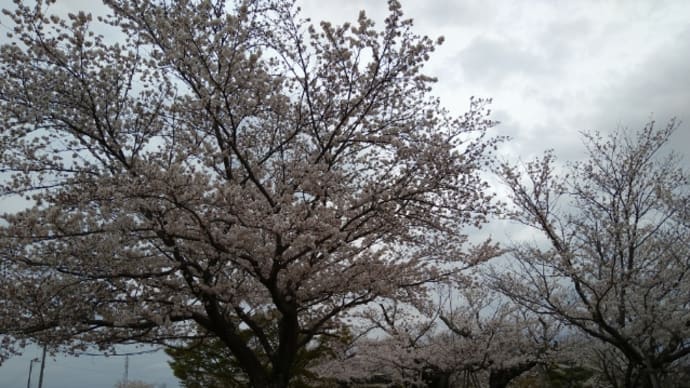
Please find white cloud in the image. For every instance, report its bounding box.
[402,0,690,162]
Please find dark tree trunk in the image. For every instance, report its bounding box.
[488,362,537,388]
[424,370,451,388]
[419,362,452,388]
[270,299,299,388]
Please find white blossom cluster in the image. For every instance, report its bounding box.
[0,1,501,386]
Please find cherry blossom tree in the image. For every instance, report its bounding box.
[317,286,560,388]
[437,289,560,388]
[494,120,690,388]
[0,0,500,386]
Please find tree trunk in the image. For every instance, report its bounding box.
[270,303,299,388]
[423,370,451,388]
[488,362,537,388]
[640,369,661,388]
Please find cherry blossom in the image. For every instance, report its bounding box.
[494,120,690,388]
[0,1,500,386]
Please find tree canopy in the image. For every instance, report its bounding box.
[494,120,690,388]
[0,0,500,386]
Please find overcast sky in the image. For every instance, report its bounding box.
[1,0,689,387]
[299,0,690,162]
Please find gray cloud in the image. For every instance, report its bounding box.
[593,27,690,125]
[457,36,552,86]
[411,0,495,29]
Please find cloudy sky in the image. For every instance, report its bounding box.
[299,0,690,162]
[1,0,689,387]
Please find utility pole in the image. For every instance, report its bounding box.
[37,345,46,388]
[123,354,129,388]
[26,357,39,388]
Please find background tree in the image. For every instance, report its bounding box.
[0,0,500,387]
[493,119,690,388]
[510,362,597,388]
[437,288,559,388]
[166,316,346,388]
[114,380,156,388]
[166,335,251,388]
[316,286,560,388]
